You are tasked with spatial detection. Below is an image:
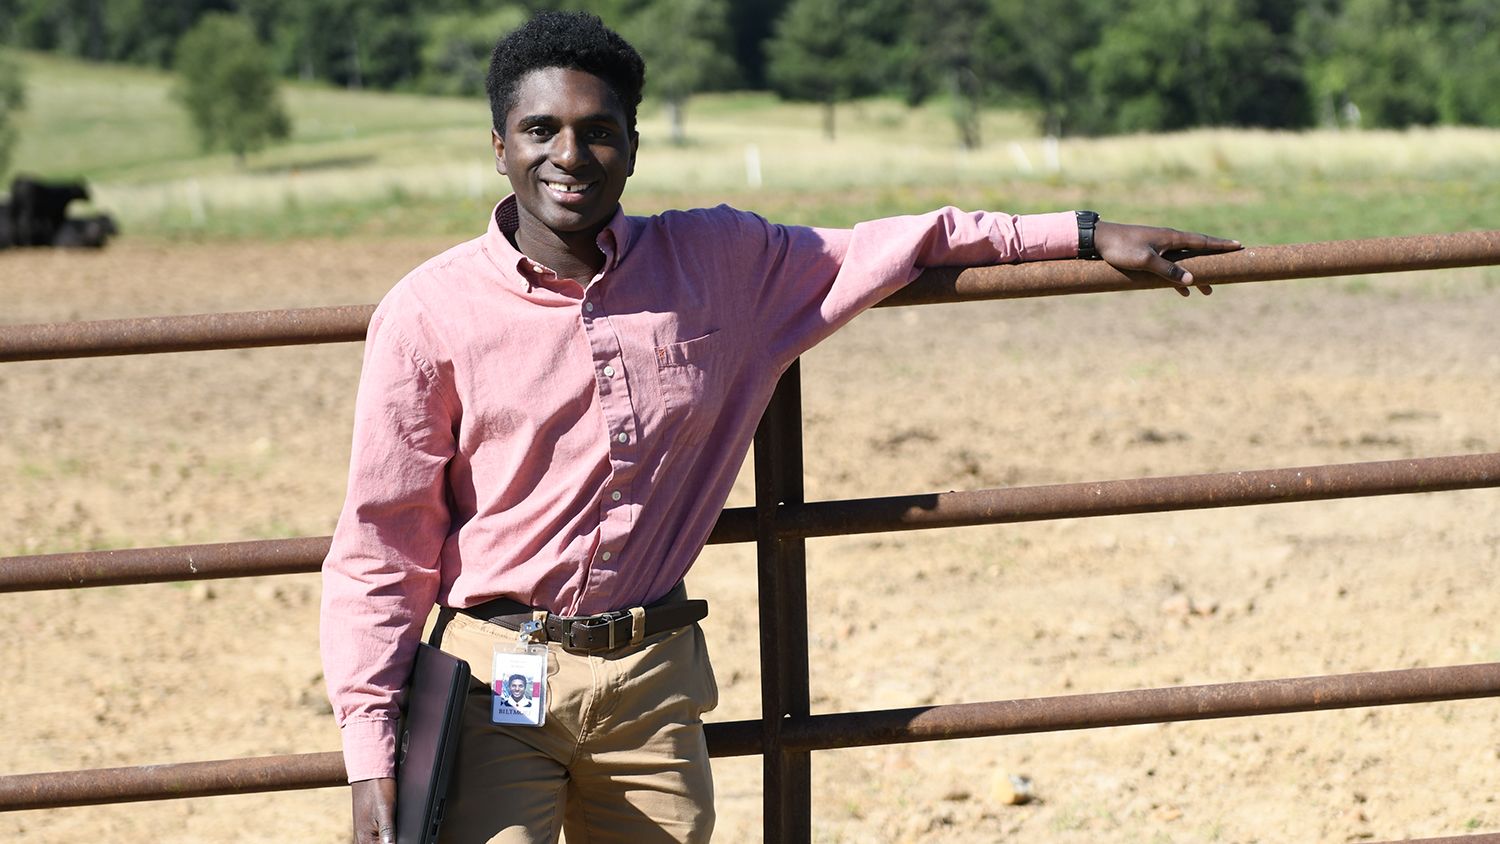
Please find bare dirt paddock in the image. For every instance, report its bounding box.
[1,239,1497,843]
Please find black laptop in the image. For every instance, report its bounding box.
[396,643,471,844]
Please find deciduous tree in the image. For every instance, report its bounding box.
[898,0,1001,149]
[173,13,291,165]
[622,0,738,144]
[989,0,1107,137]
[1302,0,1441,128]
[1433,0,1500,126]
[765,0,892,139]
[1076,0,1309,134]
[418,7,527,96]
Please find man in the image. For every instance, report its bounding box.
[499,675,531,709]
[320,10,1239,844]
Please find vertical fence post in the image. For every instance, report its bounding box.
[754,361,812,843]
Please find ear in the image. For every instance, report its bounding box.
[627,130,639,177]
[491,127,508,176]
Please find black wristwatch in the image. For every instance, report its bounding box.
[1076,210,1100,260]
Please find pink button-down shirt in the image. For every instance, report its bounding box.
[321,196,1077,780]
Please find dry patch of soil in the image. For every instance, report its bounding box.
[2,240,1497,843]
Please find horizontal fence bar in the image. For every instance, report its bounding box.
[4,452,1495,592]
[0,721,764,811]
[885,229,1500,306]
[0,752,347,811]
[1373,836,1500,844]
[783,452,1500,538]
[3,232,1496,362]
[7,663,1495,811]
[0,304,375,362]
[0,536,336,591]
[779,663,1500,751]
[0,510,756,592]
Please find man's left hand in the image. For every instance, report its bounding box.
[1094,222,1242,297]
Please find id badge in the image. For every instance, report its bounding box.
[492,621,547,727]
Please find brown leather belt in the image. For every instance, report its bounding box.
[448,583,707,654]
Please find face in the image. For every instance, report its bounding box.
[492,66,638,240]
[508,678,527,700]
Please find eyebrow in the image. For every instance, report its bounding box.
[515,113,624,129]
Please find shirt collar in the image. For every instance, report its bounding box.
[483,195,633,293]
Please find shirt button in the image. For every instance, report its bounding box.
[611,490,622,501]
[603,365,615,377]
[584,302,595,313]
[617,432,628,443]
[601,551,613,561]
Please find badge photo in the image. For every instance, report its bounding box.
[491,649,546,727]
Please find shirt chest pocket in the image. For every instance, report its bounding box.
[654,331,723,446]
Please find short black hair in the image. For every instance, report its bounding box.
[486,11,646,136]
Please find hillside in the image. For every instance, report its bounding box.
[7,50,1500,246]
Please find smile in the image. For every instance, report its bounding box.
[543,181,594,196]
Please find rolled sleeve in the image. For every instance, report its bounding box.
[1013,210,1080,261]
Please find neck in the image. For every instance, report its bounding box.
[513,209,613,283]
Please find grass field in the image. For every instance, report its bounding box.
[9,49,1500,246]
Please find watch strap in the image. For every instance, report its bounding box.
[1076,210,1100,260]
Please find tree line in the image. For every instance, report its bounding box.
[2,0,1498,152]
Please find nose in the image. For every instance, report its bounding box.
[550,128,591,171]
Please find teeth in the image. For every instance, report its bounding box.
[545,181,590,194]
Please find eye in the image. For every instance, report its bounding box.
[525,125,554,139]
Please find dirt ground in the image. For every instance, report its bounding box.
[1,238,1497,843]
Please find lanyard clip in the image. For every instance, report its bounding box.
[517,619,544,646]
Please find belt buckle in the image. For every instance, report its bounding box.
[570,610,630,652]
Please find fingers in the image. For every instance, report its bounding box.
[1160,228,1241,253]
[1155,231,1228,295]
[1095,221,1233,296]
[354,820,394,844]
[1140,252,1206,296]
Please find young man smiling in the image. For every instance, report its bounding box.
[320,11,1239,844]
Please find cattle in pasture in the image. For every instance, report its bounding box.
[9,177,90,246]
[1,177,117,249]
[53,214,119,249]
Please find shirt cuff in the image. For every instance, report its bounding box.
[1014,211,1080,261]
[341,717,400,783]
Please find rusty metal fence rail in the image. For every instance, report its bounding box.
[3,231,1497,363]
[3,231,1499,843]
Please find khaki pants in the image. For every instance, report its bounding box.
[428,609,719,843]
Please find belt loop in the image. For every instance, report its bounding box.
[427,607,455,648]
[629,606,646,645]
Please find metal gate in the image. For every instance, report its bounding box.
[3,230,1499,842]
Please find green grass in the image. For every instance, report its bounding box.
[8,49,1500,244]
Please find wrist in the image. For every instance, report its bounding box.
[1075,210,1101,260]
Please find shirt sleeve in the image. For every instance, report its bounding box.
[730,207,1078,370]
[319,300,457,783]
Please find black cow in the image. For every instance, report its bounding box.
[0,201,12,249]
[53,214,119,248]
[9,177,90,247]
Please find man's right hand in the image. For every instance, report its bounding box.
[351,777,397,844]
